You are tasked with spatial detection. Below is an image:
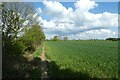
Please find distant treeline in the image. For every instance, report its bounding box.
[105,38,120,41]
[46,36,119,41]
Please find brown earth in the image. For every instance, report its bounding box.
[40,45,49,79]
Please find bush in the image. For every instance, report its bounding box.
[3,24,45,56]
[3,37,23,56]
[21,24,45,52]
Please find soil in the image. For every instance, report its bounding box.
[40,45,49,79]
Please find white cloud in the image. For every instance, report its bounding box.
[43,20,56,29]
[36,7,42,14]
[68,29,118,40]
[37,16,43,22]
[37,0,118,39]
[43,1,64,17]
[43,0,74,19]
[74,0,98,12]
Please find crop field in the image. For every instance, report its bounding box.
[45,40,118,78]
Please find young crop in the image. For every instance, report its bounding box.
[45,41,118,78]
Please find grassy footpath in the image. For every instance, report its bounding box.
[45,40,118,78]
[33,43,44,58]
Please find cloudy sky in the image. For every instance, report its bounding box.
[33,0,118,40]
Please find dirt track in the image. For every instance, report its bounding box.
[40,45,49,79]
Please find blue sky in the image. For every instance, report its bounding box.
[34,2,118,21]
[33,1,118,39]
[34,2,118,13]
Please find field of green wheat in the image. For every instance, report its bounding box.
[45,40,118,78]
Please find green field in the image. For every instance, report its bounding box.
[45,40,118,78]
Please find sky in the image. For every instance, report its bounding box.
[32,0,118,40]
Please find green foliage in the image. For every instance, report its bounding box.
[2,2,44,78]
[53,36,59,41]
[106,38,120,41]
[3,38,23,56]
[33,43,44,58]
[45,41,118,78]
[2,2,37,55]
[21,25,45,52]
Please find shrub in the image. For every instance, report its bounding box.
[21,24,45,52]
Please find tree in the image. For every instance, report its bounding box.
[2,3,45,78]
[106,38,119,41]
[53,36,59,41]
[63,37,68,41]
[2,2,35,40]
[1,2,37,55]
